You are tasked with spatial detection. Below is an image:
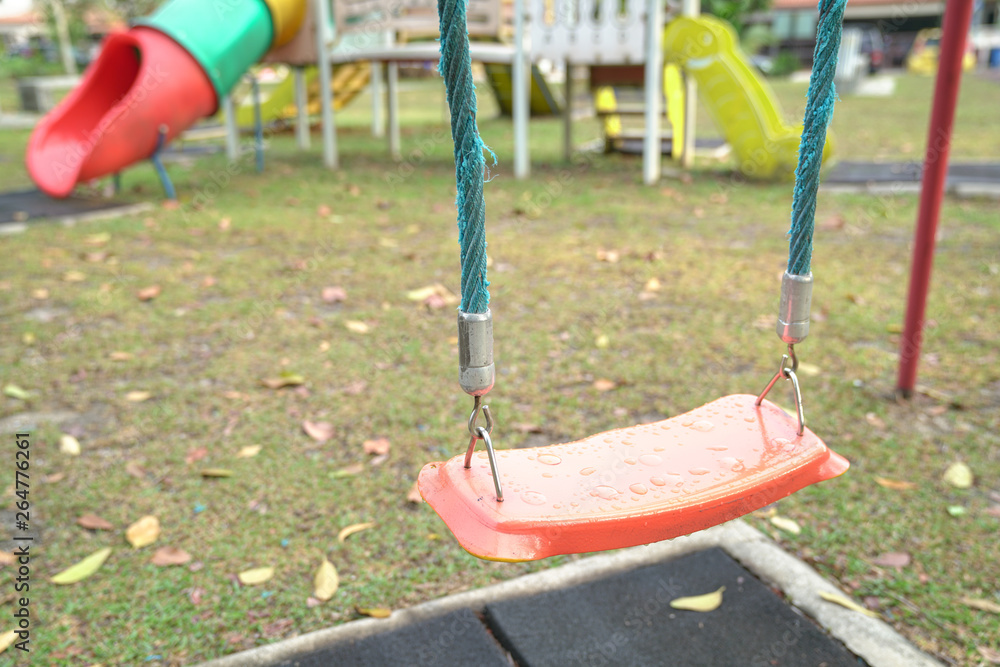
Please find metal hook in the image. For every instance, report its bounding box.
[464,396,503,501]
[756,345,806,436]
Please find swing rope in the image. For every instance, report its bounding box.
[787,0,847,277]
[438,0,490,314]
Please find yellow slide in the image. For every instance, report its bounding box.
[234,63,371,127]
[663,16,832,180]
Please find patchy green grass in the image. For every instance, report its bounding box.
[0,71,998,665]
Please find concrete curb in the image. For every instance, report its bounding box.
[198,519,940,667]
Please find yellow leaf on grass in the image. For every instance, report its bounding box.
[84,232,111,246]
[3,384,31,400]
[313,559,339,601]
[874,477,917,491]
[126,515,160,548]
[125,391,152,403]
[818,591,879,617]
[943,462,973,489]
[357,606,392,619]
[51,547,112,585]
[770,515,801,535]
[670,586,725,612]
[260,373,305,389]
[332,463,365,478]
[338,522,375,543]
[200,468,233,478]
[109,351,133,361]
[593,379,616,392]
[59,434,81,456]
[345,320,370,334]
[0,629,18,654]
[238,566,274,586]
[63,270,86,283]
[237,445,262,458]
[962,597,1000,614]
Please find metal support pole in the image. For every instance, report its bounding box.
[251,76,265,173]
[563,61,573,162]
[512,0,530,179]
[681,0,699,168]
[896,0,974,397]
[222,94,240,161]
[294,66,311,149]
[315,0,338,168]
[642,0,663,185]
[387,61,401,158]
[150,126,177,201]
[371,62,385,138]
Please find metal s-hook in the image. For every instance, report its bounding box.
[463,395,503,501]
[756,344,806,436]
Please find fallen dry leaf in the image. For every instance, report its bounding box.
[977,646,1000,664]
[406,283,458,307]
[303,421,335,443]
[770,515,801,535]
[0,629,16,654]
[865,412,886,430]
[962,597,1000,614]
[872,552,911,568]
[0,552,16,566]
[43,472,66,484]
[84,232,111,246]
[126,515,160,549]
[670,586,725,612]
[313,558,339,601]
[356,606,391,619]
[237,445,262,459]
[125,461,148,479]
[407,481,423,504]
[643,277,661,292]
[200,468,233,478]
[345,320,370,334]
[77,514,114,531]
[59,434,81,456]
[51,547,112,585]
[322,286,347,303]
[185,447,208,464]
[125,391,152,403]
[238,566,274,586]
[593,379,616,392]
[151,546,192,566]
[363,437,390,456]
[136,285,161,301]
[943,462,973,489]
[63,270,86,283]
[332,463,365,478]
[3,384,31,400]
[338,522,375,543]
[874,477,917,491]
[596,249,620,263]
[260,373,305,389]
[818,591,879,617]
[109,351,133,361]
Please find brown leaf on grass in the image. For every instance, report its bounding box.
[200,468,233,478]
[512,423,543,434]
[865,412,886,430]
[874,477,917,491]
[260,374,305,389]
[322,286,347,303]
[306,596,323,608]
[63,270,86,283]
[363,438,390,456]
[0,552,16,566]
[43,472,66,484]
[185,447,208,464]
[126,515,160,549]
[218,217,231,230]
[125,461,148,479]
[303,421,334,443]
[151,546,192,566]
[84,232,111,246]
[262,619,294,639]
[338,522,375,543]
[136,285,161,301]
[407,482,423,504]
[356,606,391,619]
[109,351,133,361]
[318,204,332,216]
[342,380,367,396]
[345,320,370,334]
[237,445,262,458]
[77,514,114,531]
[770,516,802,535]
[125,390,152,403]
[962,597,1000,614]
[0,630,16,654]
[201,275,217,288]
[596,249,620,263]
[977,646,1000,664]
[332,463,365,478]
[189,587,205,605]
[593,379,616,392]
[818,591,879,617]
[871,552,911,568]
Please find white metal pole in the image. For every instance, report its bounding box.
[315,0,338,168]
[642,0,663,184]
[387,61,401,158]
[513,0,530,179]
[681,0,699,169]
[222,94,240,161]
[371,62,385,138]
[294,66,311,149]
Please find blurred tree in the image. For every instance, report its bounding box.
[701,0,772,36]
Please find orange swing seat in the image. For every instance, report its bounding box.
[418,394,848,562]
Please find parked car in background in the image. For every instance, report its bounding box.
[907,28,977,74]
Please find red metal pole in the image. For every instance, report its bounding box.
[896,0,974,398]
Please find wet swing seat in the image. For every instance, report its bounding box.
[418,394,848,562]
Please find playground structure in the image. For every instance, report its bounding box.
[25,0,836,197]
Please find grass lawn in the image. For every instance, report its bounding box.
[0,70,998,665]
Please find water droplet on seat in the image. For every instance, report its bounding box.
[580,467,597,476]
[537,453,562,466]
[590,485,620,500]
[629,483,648,495]
[689,467,711,475]
[689,420,715,432]
[639,454,662,466]
[650,476,666,486]
[521,491,547,505]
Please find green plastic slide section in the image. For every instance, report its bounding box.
[136,0,274,99]
[663,16,832,180]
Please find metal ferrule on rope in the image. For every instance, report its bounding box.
[776,271,813,344]
[458,309,495,396]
